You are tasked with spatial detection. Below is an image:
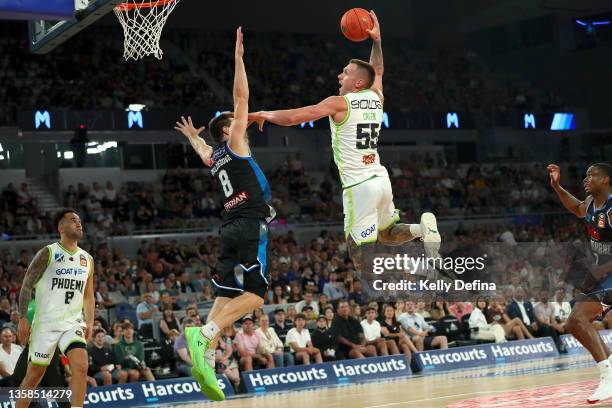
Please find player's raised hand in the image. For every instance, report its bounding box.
[366,10,381,42]
[248,112,266,131]
[17,317,30,346]
[547,164,561,187]
[235,26,244,59]
[174,116,205,140]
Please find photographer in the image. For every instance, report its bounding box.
[113,321,155,382]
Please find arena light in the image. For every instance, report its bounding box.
[524,113,536,129]
[125,103,146,112]
[550,113,575,130]
[0,143,3,152]
[56,152,61,158]
[63,151,74,159]
[446,112,460,129]
[127,110,144,128]
[0,155,4,160]
[382,112,390,128]
[593,21,611,25]
[575,19,587,26]
[34,110,51,129]
[299,121,314,128]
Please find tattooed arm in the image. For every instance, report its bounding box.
[17,247,49,345]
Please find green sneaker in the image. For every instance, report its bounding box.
[185,327,225,401]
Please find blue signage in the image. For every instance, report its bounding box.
[446,112,460,129]
[550,113,575,130]
[0,376,233,408]
[34,110,51,129]
[382,112,389,128]
[524,113,536,129]
[128,111,144,129]
[242,355,411,394]
[561,330,612,355]
[415,338,558,373]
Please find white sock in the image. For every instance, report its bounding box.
[200,321,220,341]
[205,349,215,366]
[598,359,611,375]
[410,224,422,238]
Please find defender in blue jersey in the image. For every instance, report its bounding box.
[174,28,272,401]
[549,162,612,403]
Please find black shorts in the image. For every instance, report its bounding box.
[213,218,269,299]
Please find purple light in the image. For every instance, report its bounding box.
[592,21,611,26]
[575,19,587,26]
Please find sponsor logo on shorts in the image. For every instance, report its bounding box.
[80,254,88,267]
[34,351,50,359]
[599,213,606,228]
[362,153,376,165]
[224,191,249,211]
[360,224,376,239]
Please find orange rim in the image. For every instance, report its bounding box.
[115,0,175,12]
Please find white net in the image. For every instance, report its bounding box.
[114,0,181,61]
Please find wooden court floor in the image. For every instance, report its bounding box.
[181,355,612,408]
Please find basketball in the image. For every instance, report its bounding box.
[340,8,373,42]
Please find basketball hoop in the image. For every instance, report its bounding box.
[114,0,181,61]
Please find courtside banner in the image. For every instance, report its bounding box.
[561,330,612,355]
[415,338,558,372]
[0,376,233,408]
[242,355,411,394]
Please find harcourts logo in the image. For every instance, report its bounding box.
[127,111,144,129]
[141,379,217,397]
[85,388,135,405]
[331,358,406,377]
[490,341,554,359]
[419,348,487,366]
[247,367,327,387]
[360,224,376,239]
[34,110,51,129]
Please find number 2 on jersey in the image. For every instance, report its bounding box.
[219,169,234,197]
[65,291,75,304]
[356,123,380,149]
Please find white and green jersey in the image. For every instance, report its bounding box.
[33,242,92,331]
[329,89,389,189]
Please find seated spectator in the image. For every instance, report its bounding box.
[235,316,273,371]
[507,287,564,351]
[430,296,449,320]
[88,329,128,385]
[361,307,388,356]
[159,291,181,311]
[270,285,288,305]
[286,314,322,365]
[201,284,214,302]
[395,301,406,320]
[380,305,415,363]
[96,283,116,309]
[399,301,448,351]
[552,288,571,325]
[311,315,337,361]
[111,322,124,345]
[318,293,330,312]
[332,300,376,359]
[136,293,158,338]
[216,326,240,389]
[302,306,317,330]
[253,308,264,325]
[347,279,365,306]
[287,285,303,303]
[468,297,506,343]
[535,289,565,335]
[351,304,362,320]
[256,314,294,368]
[0,328,21,378]
[159,306,181,341]
[295,292,320,315]
[174,318,195,377]
[286,305,297,324]
[0,298,11,324]
[113,322,155,382]
[272,308,294,346]
[486,295,533,340]
[323,272,347,303]
[323,306,334,327]
[449,301,474,321]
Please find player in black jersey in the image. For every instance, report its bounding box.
[174,27,272,401]
[549,162,612,403]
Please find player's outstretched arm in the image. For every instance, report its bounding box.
[84,256,95,341]
[174,116,213,166]
[367,10,384,98]
[228,27,250,156]
[547,164,588,218]
[17,247,49,344]
[248,96,347,129]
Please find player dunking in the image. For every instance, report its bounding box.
[248,11,441,274]
[174,27,273,401]
[16,209,94,408]
[549,163,612,403]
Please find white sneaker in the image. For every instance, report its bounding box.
[420,212,441,259]
[587,372,612,404]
